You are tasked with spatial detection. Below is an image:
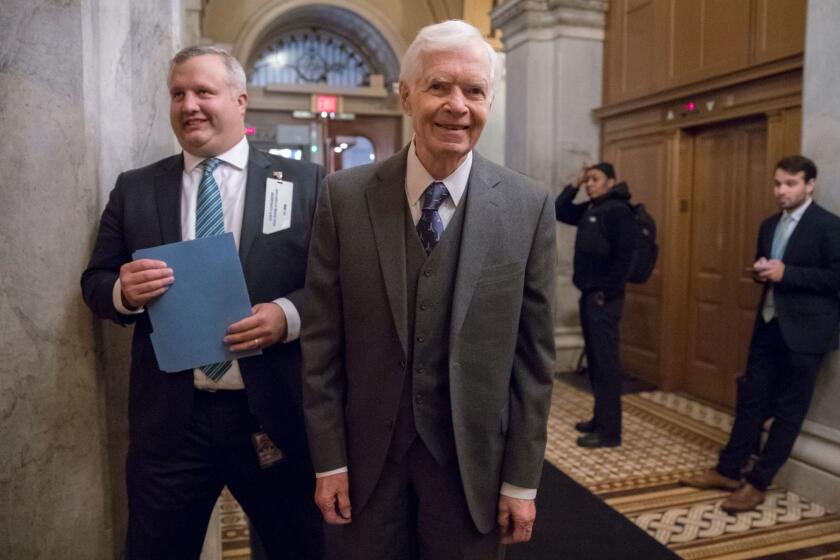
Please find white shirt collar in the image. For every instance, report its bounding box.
[405,139,472,207]
[182,135,249,174]
[785,196,812,223]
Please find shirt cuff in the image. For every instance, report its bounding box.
[500,482,537,500]
[315,466,348,478]
[273,298,300,342]
[112,279,144,315]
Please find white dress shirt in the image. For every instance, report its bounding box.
[112,136,301,390]
[405,140,470,227]
[317,142,536,500]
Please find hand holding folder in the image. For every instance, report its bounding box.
[133,233,261,372]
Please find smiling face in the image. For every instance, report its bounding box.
[400,46,492,178]
[773,167,814,211]
[168,54,247,157]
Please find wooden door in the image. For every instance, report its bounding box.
[683,118,775,407]
[606,135,670,387]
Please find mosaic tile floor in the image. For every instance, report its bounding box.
[546,382,840,559]
[217,380,840,559]
[217,488,251,558]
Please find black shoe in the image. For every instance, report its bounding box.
[576,433,621,448]
[574,419,597,433]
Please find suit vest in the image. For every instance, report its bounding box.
[388,194,467,464]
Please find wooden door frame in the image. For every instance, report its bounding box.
[599,68,802,399]
[657,108,801,397]
[658,128,694,391]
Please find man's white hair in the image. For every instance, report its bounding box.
[169,45,247,95]
[399,20,501,96]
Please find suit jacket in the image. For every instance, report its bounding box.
[81,146,323,457]
[756,201,840,354]
[301,147,556,533]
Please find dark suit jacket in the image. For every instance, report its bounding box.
[81,146,323,457]
[301,147,557,534]
[756,201,840,354]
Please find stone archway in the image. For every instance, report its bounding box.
[233,0,406,86]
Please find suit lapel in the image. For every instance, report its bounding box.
[449,153,501,346]
[761,214,781,258]
[367,148,410,354]
[154,155,184,244]
[239,146,271,264]
[782,201,818,260]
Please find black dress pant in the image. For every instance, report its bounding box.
[343,438,504,560]
[126,389,324,560]
[579,291,624,439]
[716,318,823,491]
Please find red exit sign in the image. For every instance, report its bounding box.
[315,95,338,113]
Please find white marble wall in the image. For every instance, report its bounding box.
[492,0,608,370]
[776,0,840,511]
[0,1,181,557]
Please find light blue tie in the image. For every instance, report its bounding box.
[762,214,793,322]
[196,158,232,381]
[770,214,792,260]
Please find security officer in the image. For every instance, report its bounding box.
[556,162,637,448]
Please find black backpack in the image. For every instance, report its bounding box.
[627,203,658,284]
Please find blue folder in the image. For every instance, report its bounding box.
[133,233,261,372]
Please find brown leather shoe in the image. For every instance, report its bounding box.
[721,483,765,513]
[679,469,741,491]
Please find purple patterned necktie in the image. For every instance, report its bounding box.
[416,181,450,254]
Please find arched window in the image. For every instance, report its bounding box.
[250,28,376,88]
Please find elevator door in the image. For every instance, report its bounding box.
[683,118,776,407]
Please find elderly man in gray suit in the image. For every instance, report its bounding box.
[301,20,556,559]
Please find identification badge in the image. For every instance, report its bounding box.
[252,431,285,468]
[263,177,293,234]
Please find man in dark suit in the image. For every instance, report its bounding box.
[681,155,840,512]
[301,20,556,559]
[81,46,324,559]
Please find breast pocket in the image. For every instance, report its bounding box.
[262,227,306,256]
[475,261,525,287]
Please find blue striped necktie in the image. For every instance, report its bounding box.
[416,181,449,254]
[196,158,232,381]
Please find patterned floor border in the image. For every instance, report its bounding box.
[544,382,840,559]
[219,488,251,558]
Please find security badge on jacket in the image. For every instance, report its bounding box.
[252,431,285,468]
[263,171,293,234]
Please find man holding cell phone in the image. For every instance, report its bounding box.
[681,155,840,512]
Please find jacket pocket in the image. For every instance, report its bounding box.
[476,261,525,287]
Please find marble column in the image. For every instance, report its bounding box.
[776,0,840,512]
[491,0,608,370]
[0,1,181,557]
[475,54,507,166]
